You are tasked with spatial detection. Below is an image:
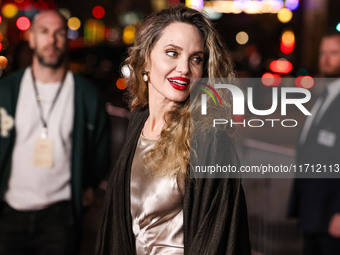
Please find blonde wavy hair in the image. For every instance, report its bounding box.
[124,5,236,178]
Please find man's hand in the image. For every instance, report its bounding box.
[83,188,95,207]
[328,213,340,238]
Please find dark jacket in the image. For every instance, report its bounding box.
[0,69,110,224]
[96,108,250,255]
[288,84,340,233]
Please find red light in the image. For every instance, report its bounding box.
[0,16,2,24]
[295,76,314,89]
[92,6,105,19]
[16,16,30,31]
[269,60,293,74]
[0,43,2,51]
[261,72,282,86]
[280,41,295,54]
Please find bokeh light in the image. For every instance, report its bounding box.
[121,65,131,78]
[67,29,79,40]
[59,8,71,20]
[285,0,299,11]
[295,76,314,89]
[116,78,127,90]
[277,8,293,23]
[92,5,105,19]
[84,19,105,45]
[280,30,295,54]
[0,56,8,69]
[269,59,293,74]
[1,38,9,50]
[16,17,31,31]
[185,0,204,10]
[68,17,81,30]
[0,16,2,24]
[106,28,119,42]
[261,72,282,87]
[236,31,249,45]
[296,68,309,77]
[337,23,340,32]
[2,3,18,19]
[122,25,136,45]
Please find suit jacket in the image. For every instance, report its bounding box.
[0,69,111,224]
[289,83,340,233]
[96,108,251,255]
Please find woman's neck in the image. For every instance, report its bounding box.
[143,95,174,140]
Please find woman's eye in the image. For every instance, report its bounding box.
[166,51,178,57]
[192,56,202,64]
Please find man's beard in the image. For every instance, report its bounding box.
[35,49,66,69]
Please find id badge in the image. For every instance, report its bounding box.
[33,138,54,168]
[317,129,337,148]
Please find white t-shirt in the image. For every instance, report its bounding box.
[4,67,74,210]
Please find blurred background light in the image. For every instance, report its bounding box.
[277,8,293,23]
[269,59,293,73]
[16,16,30,31]
[336,23,340,32]
[122,25,136,45]
[270,0,283,10]
[202,6,223,19]
[119,12,141,26]
[185,0,204,10]
[106,28,119,42]
[116,78,127,90]
[151,0,167,11]
[67,29,79,40]
[285,0,299,11]
[295,76,314,89]
[296,68,309,76]
[121,65,131,78]
[68,17,81,30]
[59,8,71,20]
[0,56,8,69]
[92,5,105,19]
[280,30,295,54]
[2,3,18,18]
[236,31,249,45]
[84,19,105,45]
[0,16,2,24]
[261,72,282,87]
[1,37,9,50]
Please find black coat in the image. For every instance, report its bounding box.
[289,86,340,233]
[96,108,251,254]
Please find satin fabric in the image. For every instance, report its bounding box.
[130,134,184,254]
[96,108,251,255]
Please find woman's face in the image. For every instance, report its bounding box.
[146,22,205,104]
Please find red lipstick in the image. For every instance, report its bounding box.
[167,77,190,91]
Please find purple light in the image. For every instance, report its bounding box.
[234,0,248,10]
[285,0,299,11]
[271,0,283,10]
[191,0,204,10]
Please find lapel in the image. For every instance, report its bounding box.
[305,93,340,145]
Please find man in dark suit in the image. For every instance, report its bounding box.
[289,32,340,255]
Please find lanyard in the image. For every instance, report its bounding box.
[31,68,67,138]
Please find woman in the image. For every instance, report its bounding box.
[96,5,250,255]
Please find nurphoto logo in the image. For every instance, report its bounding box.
[197,78,312,128]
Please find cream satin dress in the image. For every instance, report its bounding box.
[130,134,184,254]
